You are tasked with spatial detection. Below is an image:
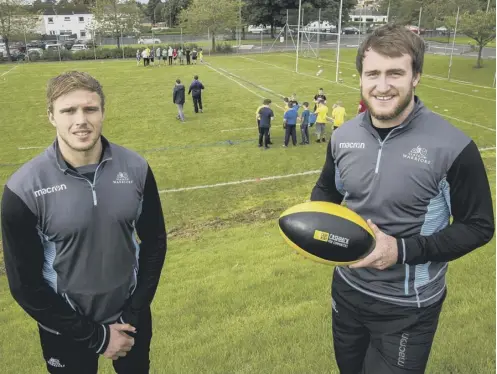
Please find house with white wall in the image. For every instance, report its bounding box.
[40,9,94,40]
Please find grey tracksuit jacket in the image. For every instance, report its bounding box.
[1,136,167,353]
[311,96,494,308]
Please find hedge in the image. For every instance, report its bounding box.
[13,42,234,63]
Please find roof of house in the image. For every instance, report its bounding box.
[43,8,91,16]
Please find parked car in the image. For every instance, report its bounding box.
[27,40,46,49]
[342,27,360,35]
[71,44,88,53]
[138,37,161,44]
[46,44,63,52]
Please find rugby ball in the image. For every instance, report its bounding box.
[278,201,375,266]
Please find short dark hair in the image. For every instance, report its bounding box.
[47,71,105,113]
[176,79,181,84]
[356,23,425,76]
[194,75,198,80]
[283,97,289,102]
[263,99,271,105]
[303,101,309,107]
[319,88,323,91]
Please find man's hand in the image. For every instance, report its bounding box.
[103,323,136,360]
[349,220,398,270]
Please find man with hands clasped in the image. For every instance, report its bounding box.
[1,71,167,373]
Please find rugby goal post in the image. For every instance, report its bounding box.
[295,0,344,83]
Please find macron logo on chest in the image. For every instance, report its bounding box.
[113,172,133,184]
[34,184,67,197]
[339,142,365,149]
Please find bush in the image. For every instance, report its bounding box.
[214,42,234,54]
[21,43,229,62]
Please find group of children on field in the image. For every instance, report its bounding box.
[255,88,347,149]
[136,46,203,67]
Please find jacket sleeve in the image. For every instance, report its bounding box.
[310,141,345,204]
[188,83,192,95]
[120,165,167,327]
[1,186,110,354]
[398,140,495,265]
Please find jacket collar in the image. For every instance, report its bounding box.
[51,135,112,172]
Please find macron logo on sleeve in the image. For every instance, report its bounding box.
[34,184,67,197]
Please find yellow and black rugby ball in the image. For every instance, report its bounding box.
[278,201,375,266]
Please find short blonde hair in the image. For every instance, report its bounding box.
[47,71,105,113]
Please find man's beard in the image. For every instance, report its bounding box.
[362,86,413,121]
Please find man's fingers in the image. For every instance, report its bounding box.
[115,323,136,333]
[349,251,378,269]
[367,219,381,236]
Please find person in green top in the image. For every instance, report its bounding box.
[178,48,185,65]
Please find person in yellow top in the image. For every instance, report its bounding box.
[314,99,329,143]
[331,101,347,130]
[256,99,273,145]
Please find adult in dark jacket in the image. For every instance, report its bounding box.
[1,71,167,373]
[188,75,205,113]
[173,79,186,122]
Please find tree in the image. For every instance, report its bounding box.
[0,0,30,60]
[146,0,160,24]
[92,0,142,48]
[243,0,355,39]
[447,9,496,68]
[161,0,191,28]
[179,0,241,50]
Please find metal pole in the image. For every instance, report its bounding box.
[295,0,302,72]
[24,29,29,62]
[301,7,305,52]
[260,30,263,53]
[93,30,97,60]
[417,7,422,35]
[493,72,496,87]
[358,6,362,45]
[487,0,491,13]
[286,9,288,50]
[387,0,390,23]
[448,7,459,80]
[336,0,343,82]
[317,8,321,58]
[181,27,183,44]
[239,1,242,48]
[121,28,124,59]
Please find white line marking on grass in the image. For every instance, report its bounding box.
[221,127,255,132]
[1,65,18,77]
[159,170,322,193]
[239,56,360,92]
[206,63,286,112]
[423,74,495,89]
[434,112,496,132]
[422,84,495,101]
[160,145,496,193]
[18,146,46,150]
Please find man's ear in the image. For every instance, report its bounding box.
[412,72,421,87]
[48,110,56,128]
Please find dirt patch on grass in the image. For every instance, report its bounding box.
[167,203,291,240]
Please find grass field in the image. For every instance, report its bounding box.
[425,35,496,48]
[0,48,495,373]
